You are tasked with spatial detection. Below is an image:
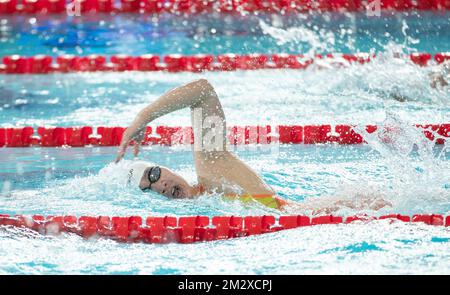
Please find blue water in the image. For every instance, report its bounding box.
[1,11,450,274]
[1,143,450,274]
[1,12,450,56]
[1,67,449,127]
[2,144,449,215]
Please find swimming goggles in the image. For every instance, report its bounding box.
[142,166,161,192]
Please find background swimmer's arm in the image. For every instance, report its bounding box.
[430,60,450,89]
[116,79,225,162]
[430,74,449,89]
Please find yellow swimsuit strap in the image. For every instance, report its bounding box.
[223,193,288,210]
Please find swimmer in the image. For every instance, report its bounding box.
[383,60,449,103]
[430,59,450,89]
[115,79,391,214]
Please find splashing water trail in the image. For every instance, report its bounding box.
[353,112,450,215]
[401,19,420,48]
[258,19,336,54]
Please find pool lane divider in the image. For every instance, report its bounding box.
[0,214,448,244]
[0,52,448,74]
[1,124,449,147]
[1,0,449,15]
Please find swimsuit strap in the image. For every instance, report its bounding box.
[224,193,287,210]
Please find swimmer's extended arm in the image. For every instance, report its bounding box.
[283,195,392,215]
[116,79,225,162]
[116,79,274,197]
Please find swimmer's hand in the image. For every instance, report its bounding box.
[115,120,146,163]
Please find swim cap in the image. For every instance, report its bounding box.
[97,160,155,189]
[126,161,152,188]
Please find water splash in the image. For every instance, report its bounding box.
[352,112,450,215]
[257,15,449,109]
[400,19,420,49]
[258,19,335,54]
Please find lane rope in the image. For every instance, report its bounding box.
[0,52,448,74]
[0,124,448,147]
[0,213,448,244]
[1,0,449,15]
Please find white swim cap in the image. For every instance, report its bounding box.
[126,161,152,188]
[97,160,155,189]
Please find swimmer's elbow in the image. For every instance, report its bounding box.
[190,79,219,107]
[196,78,210,86]
[194,79,215,93]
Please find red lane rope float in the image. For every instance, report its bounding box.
[0,213,448,244]
[0,53,448,74]
[0,124,449,147]
[1,0,449,15]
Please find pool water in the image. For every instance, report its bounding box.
[1,11,450,274]
[2,143,450,215]
[1,12,450,56]
[1,142,449,274]
[1,66,449,127]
